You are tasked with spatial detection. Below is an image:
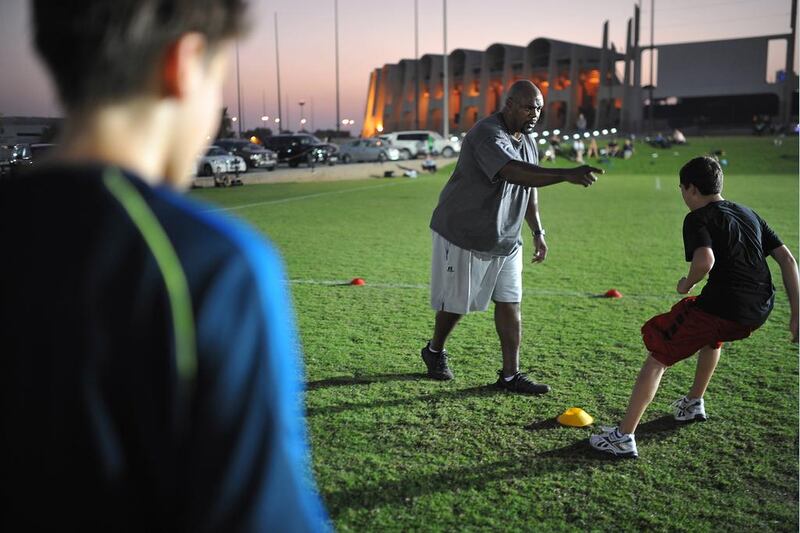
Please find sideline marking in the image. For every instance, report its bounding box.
[208,180,413,212]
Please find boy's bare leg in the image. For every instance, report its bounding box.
[619,354,668,434]
[430,311,462,351]
[687,345,721,399]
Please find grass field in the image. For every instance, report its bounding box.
[191,136,798,532]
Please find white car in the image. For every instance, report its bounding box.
[379,130,461,159]
[197,146,246,176]
[339,138,400,163]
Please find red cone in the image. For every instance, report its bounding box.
[350,278,366,286]
[604,289,622,298]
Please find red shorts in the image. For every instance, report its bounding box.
[642,297,756,366]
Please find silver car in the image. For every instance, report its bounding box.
[339,138,400,163]
[197,146,246,176]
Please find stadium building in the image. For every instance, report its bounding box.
[361,4,797,137]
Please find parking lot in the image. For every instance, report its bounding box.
[192,157,448,187]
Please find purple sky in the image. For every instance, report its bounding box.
[0,0,795,133]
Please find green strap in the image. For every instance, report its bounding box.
[103,168,197,383]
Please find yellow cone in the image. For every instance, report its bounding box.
[557,407,594,427]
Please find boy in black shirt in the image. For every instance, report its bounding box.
[590,156,798,458]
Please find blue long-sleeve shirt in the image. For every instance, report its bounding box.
[0,164,328,532]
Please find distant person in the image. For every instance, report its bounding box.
[650,132,671,149]
[421,80,601,393]
[576,112,588,132]
[607,138,620,157]
[590,156,798,458]
[586,138,600,159]
[0,1,328,531]
[622,139,635,159]
[548,133,563,157]
[671,128,687,145]
[573,138,585,163]
[540,141,557,162]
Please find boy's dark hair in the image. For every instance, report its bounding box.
[33,0,247,112]
[679,156,723,195]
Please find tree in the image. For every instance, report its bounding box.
[217,107,234,139]
[242,128,273,145]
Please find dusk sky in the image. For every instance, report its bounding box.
[0,0,795,134]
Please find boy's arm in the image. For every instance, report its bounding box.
[769,245,799,342]
[677,246,714,294]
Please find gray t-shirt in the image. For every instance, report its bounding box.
[430,112,537,256]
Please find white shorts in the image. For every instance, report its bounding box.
[430,231,522,314]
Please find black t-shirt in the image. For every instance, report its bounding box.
[683,200,783,326]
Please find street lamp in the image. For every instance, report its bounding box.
[261,115,269,122]
[299,100,306,126]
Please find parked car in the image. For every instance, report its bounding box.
[378,130,461,159]
[2,143,56,177]
[197,145,246,176]
[339,138,400,163]
[214,138,277,171]
[263,134,337,167]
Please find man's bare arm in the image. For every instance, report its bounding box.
[497,160,602,188]
[524,188,542,232]
[524,188,548,263]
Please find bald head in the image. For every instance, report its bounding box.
[502,80,544,135]
[506,80,541,103]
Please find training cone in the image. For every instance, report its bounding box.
[604,289,623,298]
[557,407,594,427]
[350,278,366,286]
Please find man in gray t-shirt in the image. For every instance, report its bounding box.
[421,80,602,394]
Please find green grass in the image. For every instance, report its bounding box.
[191,136,798,532]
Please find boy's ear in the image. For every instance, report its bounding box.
[161,33,207,98]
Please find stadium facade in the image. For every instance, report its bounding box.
[361,5,797,137]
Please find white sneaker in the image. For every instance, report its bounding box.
[589,426,638,458]
[671,396,707,422]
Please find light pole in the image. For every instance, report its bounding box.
[235,41,243,137]
[414,0,420,130]
[299,100,306,131]
[442,0,449,139]
[274,13,283,129]
[648,0,655,134]
[334,0,341,133]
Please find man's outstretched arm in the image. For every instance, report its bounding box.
[498,160,602,188]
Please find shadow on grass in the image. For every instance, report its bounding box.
[524,417,561,431]
[306,373,423,390]
[307,383,501,417]
[635,414,688,441]
[323,439,615,517]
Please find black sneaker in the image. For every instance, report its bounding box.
[421,342,454,380]
[496,371,550,395]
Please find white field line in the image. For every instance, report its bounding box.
[288,278,676,300]
[208,180,412,212]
